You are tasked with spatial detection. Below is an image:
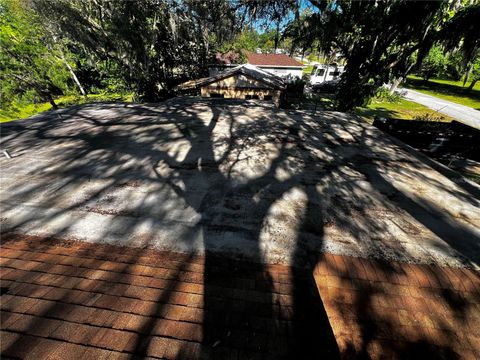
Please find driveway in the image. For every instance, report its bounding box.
[402,88,480,129]
[1,98,479,269]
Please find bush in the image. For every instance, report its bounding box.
[374,87,402,103]
[413,113,448,122]
[418,45,448,81]
[285,78,306,97]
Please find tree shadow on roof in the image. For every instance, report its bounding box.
[0,97,479,358]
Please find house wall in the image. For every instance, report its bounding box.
[200,74,282,106]
[206,74,270,89]
[255,67,304,81]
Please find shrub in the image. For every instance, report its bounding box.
[413,113,448,122]
[374,87,402,103]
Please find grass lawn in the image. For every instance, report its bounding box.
[405,75,480,110]
[355,97,453,123]
[0,93,132,123]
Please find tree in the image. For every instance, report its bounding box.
[278,0,480,110]
[445,49,466,81]
[0,0,71,109]
[440,3,480,88]
[31,0,239,101]
[283,8,318,57]
[418,45,448,81]
[301,1,450,110]
[467,55,480,90]
[239,0,295,52]
[221,30,260,54]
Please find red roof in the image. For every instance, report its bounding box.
[246,52,304,67]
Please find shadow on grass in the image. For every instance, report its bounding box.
[405,77,480,110]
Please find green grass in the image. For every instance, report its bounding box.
[405,75,480,109]
[355,98,453,123]
[0,93,132,123]
[306,54,328,64]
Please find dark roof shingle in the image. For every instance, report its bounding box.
[246,52,304,67]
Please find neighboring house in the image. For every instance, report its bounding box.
[209,52,305,81]
[177,64,285,106]
[245,52,305,81]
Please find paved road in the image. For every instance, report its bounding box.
[402,88,480,130]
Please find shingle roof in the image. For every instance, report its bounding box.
[2,234,479,359]
[246,52,304,67]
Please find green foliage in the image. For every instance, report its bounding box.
[283,8,318,57]
[282,1,480,111]
[0,0,71,110]
[296,1,450,110]
[3,0,478,115]
[218,30,262,62]
[418,45,448,81]
[373,88,402,104]
[468,55,480,90]
[440,4,480,66]
[32,0,239,101]
[285,78,306,96]
[0,92,132,122]
[71,54,127,95]
[219,28,291,58]
[232,31,260,52]
[444,50,465,81]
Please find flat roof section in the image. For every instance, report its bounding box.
[0,98,479,269]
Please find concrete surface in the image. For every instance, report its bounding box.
[1,98,479,268]
[402,88,480,130]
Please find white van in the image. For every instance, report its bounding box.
[310,64,344,85]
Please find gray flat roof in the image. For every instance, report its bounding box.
[1,98,479,268]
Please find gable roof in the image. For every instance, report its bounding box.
[246,53,304,67]
[176,64,285,91]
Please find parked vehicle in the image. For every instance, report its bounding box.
[310,64,344,85]
[312,79,340,93]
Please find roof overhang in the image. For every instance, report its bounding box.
[176,64,286,91]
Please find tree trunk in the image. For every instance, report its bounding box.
[463,63,473,87]
[289,41,296,57]
[48,95,58,109]
[274,20,280,53]
[61,53,87,98]
[468,78,478,91]
[391,63,414,94]
[389,77,403,94]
